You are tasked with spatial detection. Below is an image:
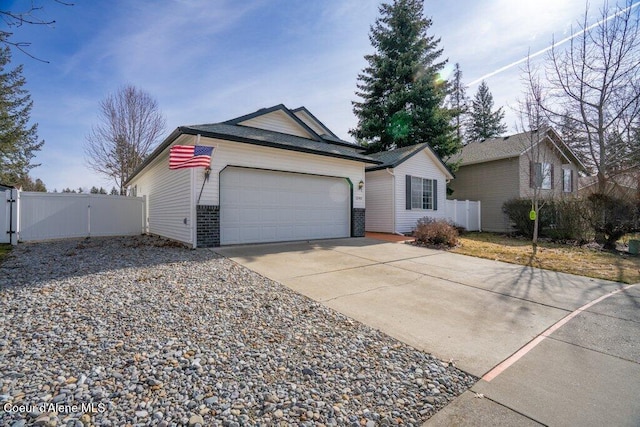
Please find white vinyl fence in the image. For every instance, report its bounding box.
[3,190,145,244]
[445,199,481,231]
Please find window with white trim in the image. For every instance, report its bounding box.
[410,177,435,210]
[563,168,572,192]
[533,162,552,189]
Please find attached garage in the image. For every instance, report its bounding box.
[125,104,380,247]
[220,167,350,245]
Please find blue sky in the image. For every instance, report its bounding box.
[4,0,623,191]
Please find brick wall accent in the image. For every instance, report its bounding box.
[196,205,220,247]
[351,208,366,237]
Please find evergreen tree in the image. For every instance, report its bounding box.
[448,63,468,143]
[466,80,507,142]
[110,186,118,195]
[99,187,107,194]
[0,35,44,186]
[351,0,458,158]
[16,175,46,191]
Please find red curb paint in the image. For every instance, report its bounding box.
[482,284,637,382]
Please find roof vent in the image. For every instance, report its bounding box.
[503,136,510,140]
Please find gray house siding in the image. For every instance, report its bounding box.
[518,142,580,200]
[449,158,520,232]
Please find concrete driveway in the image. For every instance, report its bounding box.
[214,237,640,426]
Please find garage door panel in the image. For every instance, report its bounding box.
[220,168,350,245]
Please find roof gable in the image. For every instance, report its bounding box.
[225,104,321,141]
[366,143,454,179]
[291,107,338,138]
[451,128,587,173]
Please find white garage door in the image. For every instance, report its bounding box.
[220,167,350,245]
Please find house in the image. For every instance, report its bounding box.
[125,104,381,247]
[579,171,639,201]
[364,143,455,234]
[0,183,14,192]
[448,128,586,232]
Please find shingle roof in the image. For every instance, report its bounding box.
[449,128,588,173]
[448,130,538,166]
[365,143,454,178]
[125,105,382,186]
[181,123,379,163]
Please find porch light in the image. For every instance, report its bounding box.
[358,180,364,190]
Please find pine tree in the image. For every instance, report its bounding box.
[351,0,458,158]
[466,80,507,142]
[448,63,468,143]
[110,186,118,195]
[0,36,44,185]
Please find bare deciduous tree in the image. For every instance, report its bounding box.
[85,85,166,195]
[1,1,73,62]
[516,70,553,255]
[541,0,640,193]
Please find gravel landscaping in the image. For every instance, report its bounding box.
[0,236,476,426]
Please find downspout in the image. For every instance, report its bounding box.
[190,134,201,249]
[385,168,402,235]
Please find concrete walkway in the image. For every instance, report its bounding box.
[214,238,640,426]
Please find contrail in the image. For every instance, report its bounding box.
[467,1,640,87]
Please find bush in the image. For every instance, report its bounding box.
[414,217,459,247]
[502,199,554,238]
[547,199,591,243]
[585,193,639,249]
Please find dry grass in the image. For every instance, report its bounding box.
[452,233,640,284]
[0,244,11,265]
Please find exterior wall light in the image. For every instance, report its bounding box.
[358,180,364,190]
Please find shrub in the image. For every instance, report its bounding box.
[585,193,639,249]
[414,217,459,247]
[502,198,554,238]
[547,199,591,243]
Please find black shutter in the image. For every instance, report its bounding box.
[571,169,575,193]
[406,175,412,210]
[530,161,535,188]
[433,180,438,210]
[550,164,555,189]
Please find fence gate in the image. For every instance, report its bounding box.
[2,190,17,244]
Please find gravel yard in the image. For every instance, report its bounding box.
[0,236,476,427]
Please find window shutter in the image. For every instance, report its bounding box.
[433,180,438,210]
[550,164,555,189]
[406,175,412,210]
[529,161,535,188]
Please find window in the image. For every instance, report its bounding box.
[563,169,573,193]
[531,162,553,190]
[409,176,435,210]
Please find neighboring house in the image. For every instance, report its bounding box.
[125,104,381,247]
[364,143,454,234]
[0,183,14,192]
[579,171,639,200]
[448,128,586,232]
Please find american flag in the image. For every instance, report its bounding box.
[169,145,214,170]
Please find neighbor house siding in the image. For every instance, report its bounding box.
[128,139,193,245]
[364,169,394,233]
[450,157,520,232]
[394,151,449,233]
[192,136,367,210]
[518,141,579,199]
[239,110,312,138]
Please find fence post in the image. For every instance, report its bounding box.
[453,199,457,225]
[87,199,91,237]
[465,199,470,230]
[478,201,482,232]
